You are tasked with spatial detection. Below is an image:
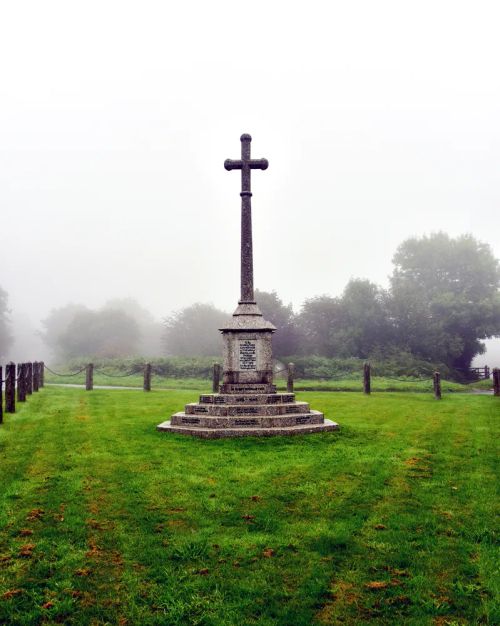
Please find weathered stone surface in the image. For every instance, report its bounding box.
[157,418,339,438]
[220,331,274,384]
[170,410,325,429]
[219,383,277,394]
[219,309,276,331]
[185,401,310,417]
[199,393,295,404]
[224,134,268,303]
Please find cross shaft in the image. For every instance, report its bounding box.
[224,134,268,303]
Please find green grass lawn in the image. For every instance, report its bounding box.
[0,388,498,625]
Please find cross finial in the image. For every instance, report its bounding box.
[224,134,269,303]
[224,134,269,197]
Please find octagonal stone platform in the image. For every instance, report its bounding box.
[157,390,339,438]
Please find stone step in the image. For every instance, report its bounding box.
[171,410,324,429]
[185,401,310,417]
[219,383,277,394]
[157,418,340,438]
[199,393,295,405]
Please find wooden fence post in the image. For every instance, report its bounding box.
[5,362,16,413]
[39,361,45,388]
[363,362,371,395]
[484,365,490,380]
[85,363,93,391]
[212,363,221,393]
[0,366,3,424]
[17,364,26,402]
[433,371,442,400]
[287,362,295,393]
[493,368,500,397]
[33,361,39,392]
[144,363,152,392]
[26,362,33,395]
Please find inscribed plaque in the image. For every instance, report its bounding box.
[239,340,257,370]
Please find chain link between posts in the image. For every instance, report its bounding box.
[371,371,431,383]
[92,368,138,378]
[44,365,87,377]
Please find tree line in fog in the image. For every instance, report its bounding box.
[1,233,499,373]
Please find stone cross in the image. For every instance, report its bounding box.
[224,134,268,303]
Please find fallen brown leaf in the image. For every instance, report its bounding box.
[262,548,275,558]
[19,543,36,557]
[405,457,421,466]
[85,543,102,558]
[75,568,91,577]
[19,529,34,537]
[41,601,54,609]
[2,589,24,599]
[392,569,410,577]
[86,518,106,531]
[365,581,388,590]
[388,595,411,605]
[26,509,44,521]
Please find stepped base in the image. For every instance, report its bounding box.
[158,380,339,438]
[156,418,339,438]
[171,409,324,428]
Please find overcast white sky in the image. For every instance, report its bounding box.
[1,0,499,359]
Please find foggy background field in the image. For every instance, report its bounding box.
[1,0,499,365]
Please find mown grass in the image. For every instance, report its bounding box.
[44,371,213,391]
[0,388,498,625]
[286,378,467,393]
[44,371,469,393]
[467,378,496,391]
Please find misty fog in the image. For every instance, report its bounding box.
[1,1,499,365]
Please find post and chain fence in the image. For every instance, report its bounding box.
[0,361,45,421]
[43,363,153,392]
[2,360,498,421]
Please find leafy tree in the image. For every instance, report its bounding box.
[58,309,140,358]
[40,303,89,358]
[333,279,393,358]
[296,280,391,358]
[41,304,140,359]
[389,233,500,370]
[254,289,298,356]
[0,286,13,359]
[296,295,342,357]
[162,303,228,357]
[103,298,163,356]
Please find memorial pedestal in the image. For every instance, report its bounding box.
[157,302,339,438]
